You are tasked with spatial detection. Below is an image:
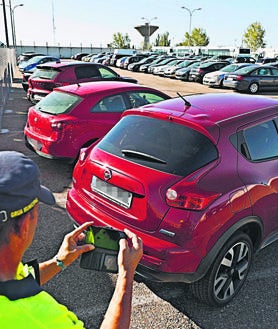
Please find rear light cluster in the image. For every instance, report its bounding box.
[166,186,220,211]
[235,75,244,81]
[51,121,68,130]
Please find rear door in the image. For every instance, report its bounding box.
[236,117,278,239]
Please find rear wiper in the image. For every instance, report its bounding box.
[122,149,166,164]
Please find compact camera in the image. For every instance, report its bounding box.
[80,226,127,273]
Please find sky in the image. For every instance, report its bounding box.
[1,0,278,50]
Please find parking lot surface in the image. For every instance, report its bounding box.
[0,68,277,329]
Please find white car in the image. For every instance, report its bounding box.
[203,63,254,87]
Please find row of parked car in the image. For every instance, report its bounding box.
[83,51,278,94]
[16,51,278,308]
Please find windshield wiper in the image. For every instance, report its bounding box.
[121,149,166,164]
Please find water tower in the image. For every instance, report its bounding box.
[135,17,159,50]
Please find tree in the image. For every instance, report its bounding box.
[242,22,266,51]
[154,32,171,47]
[111,32,131,49]
[178,28,209,46]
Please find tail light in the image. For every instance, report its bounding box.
[51,121,68,130]
[198,69,204,74]
[236,75,244,81]
[166,164,221,211]
[166,187,220,211]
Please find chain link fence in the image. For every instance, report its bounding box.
[0,48,16,132]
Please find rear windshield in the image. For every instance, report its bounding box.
[34,91,81,115]
[31,68,59,79]
[97,115,218,176]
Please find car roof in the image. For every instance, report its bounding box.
[54,81,166,97]
[37,60,95,69]
[123,93,278,141]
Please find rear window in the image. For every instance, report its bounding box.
[31,68,59,79]
[97,115,218,176]
[34,91,81,114]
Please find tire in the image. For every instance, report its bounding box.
[248,82,259,94]
[190,233,253,307]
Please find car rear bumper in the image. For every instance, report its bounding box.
[135,263,201,283]
[24,127,76,159]
[66,186,206,278]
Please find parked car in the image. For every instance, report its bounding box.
[203,63,254,87]
[123,54,148,69]
[223,65,278,93]
[175,61,201,81]
[24,81,170,160]
[234,56,256,64]
[66,93,278,307]
[127,55,157,72]
[189,61,230,83]
[26,61,138,103]
[152,59,184,76]
[81,53,98,62]
[19,55,59,73]
[138,56,167,73]
[20,55,60,91]
[163,59,197,78]
[17,52,45,65]
[71,52,89,60]
[263,62,278,68]
[148,57,176,74]
[116,56,129,68]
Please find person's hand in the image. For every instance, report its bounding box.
[56,221,95,267]
[117,229,143,277]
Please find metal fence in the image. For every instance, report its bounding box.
[0,48,16,132]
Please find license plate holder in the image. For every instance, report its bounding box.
[91,176,132,209]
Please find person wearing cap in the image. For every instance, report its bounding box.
[0,151,143,329]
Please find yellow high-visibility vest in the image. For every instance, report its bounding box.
[0,262,85,328]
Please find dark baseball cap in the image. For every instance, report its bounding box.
[0,151,55,223]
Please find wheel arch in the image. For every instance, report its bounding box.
[194,216,263,281]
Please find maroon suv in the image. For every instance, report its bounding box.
[66,93,278,306]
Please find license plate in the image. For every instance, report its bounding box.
[91,176,132,209]
[27,137,42,150]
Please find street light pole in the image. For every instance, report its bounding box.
[1,1,24,47]
[181,6,201,52]
[11,3,24,47]
[1,0,10,47]
[141,16,157,50]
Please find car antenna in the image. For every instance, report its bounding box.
[177,92,191,107]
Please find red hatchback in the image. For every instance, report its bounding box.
[24,81,170,160]
[26,61,137,103]
[66,93,278,306]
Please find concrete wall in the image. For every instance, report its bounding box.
[15,45,111,58]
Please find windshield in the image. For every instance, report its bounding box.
[219,64,239,72]
[27,56,44,64]
[97,115,218,176]
[34,91,81,115]
[178,60,193,68]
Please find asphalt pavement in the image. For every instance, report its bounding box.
[0,68,277,329]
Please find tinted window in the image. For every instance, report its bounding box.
[34,91,81,114]
[97,115,218,176]
[243,120,278,161]
[99,67,117,78]
[126,91,168,108]
[91,94,127,113]
[75,66,100,79]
